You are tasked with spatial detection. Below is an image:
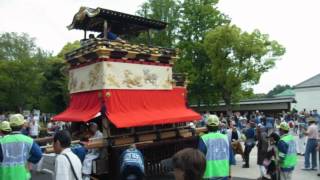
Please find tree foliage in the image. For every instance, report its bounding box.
[0,33,50,112]
[40,41,80,113]
[0,59,44,111]
[135,0,229,106]
[176,0,229,106]
[0,32,79,113]
[135,0,180,47]
[57,41,80,59]
[266,84,292,98]
[203,25,285,113]
[0,32,36,61]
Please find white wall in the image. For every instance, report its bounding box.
[293,87,320,112]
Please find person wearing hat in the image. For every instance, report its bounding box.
[277,122,297,180]
[0,121,11,136]
[0,114,42,180]
[311,109,320,131]
[302,117,318,170]
[198,115,232,180]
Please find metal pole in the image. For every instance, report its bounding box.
[84,30,87,40]
[104,20,108,39]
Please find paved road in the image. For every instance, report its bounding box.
[232,143,319,180]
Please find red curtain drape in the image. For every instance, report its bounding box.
[104,88,201,128]
[52,90,102,122]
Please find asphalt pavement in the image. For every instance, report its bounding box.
[231,140,319,180]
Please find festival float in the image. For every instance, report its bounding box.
[42,7,203,179]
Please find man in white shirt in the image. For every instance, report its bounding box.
[53,130,82,180]
[29,119,40,138]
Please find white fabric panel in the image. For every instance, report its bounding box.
[69,61,173,93]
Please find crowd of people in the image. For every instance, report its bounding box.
[0,114,105,180]
[0,109,319,180]
[0,112,67,138]
[159,110,319,180]
[182,110,320,180]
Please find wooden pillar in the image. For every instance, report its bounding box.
[104,20,108,39]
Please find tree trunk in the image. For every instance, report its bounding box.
[225,101,233,117]
[223,92,233,117]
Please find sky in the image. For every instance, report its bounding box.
[0,0,319,93]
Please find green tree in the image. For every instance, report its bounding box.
[40,41,80,113]
[56,41,80,59]
[204,25,285,114]
[40,58,69,113]
[176,0,229,106]
[0,32,38,61]
[266,84,292,97]
[135,0,180,47]
[0,33,50,112]
[0,32,79,113]
[0,59,45,112]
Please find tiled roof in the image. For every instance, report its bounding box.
[295,73,320,89]
[68,7,167,35]
[274,89,295,97]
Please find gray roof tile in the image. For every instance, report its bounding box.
[295,73,320,88]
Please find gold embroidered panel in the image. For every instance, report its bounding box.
[69,61,173,93]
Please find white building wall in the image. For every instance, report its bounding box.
[293,87,320,112]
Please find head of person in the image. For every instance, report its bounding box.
[9,114,26,131]
[206,115,220,132]
[298,114,305,121]
[172,148,206,180]
[256,124,265,134]
[307,117,316,125]
[0,121,12,135]
[249,121,256,128]
[279,122,289,136]
[88,34,95,39]
[130,144,137,149]
[256,123,261,132]
[230,121,236,131]
[89,122,98,134]
[53,130,72,154]
[107,26,112,32]
[269,132,280,145]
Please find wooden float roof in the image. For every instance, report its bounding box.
[68,7,167,35]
